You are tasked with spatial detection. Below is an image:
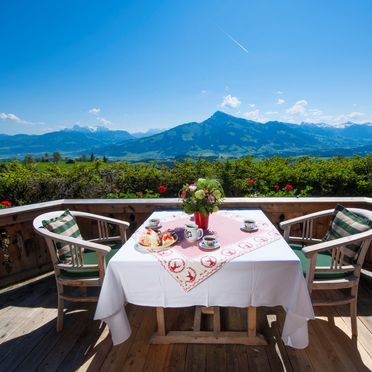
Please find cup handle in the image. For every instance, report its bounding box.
[197,229,204,240]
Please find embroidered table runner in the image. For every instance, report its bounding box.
[148,211,281,291]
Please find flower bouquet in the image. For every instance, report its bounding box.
[179,178,224,229]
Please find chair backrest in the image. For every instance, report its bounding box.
[33,210,126,274]
[33,211,95,272]
[347,208,372,221]
[33,210,71,230]
[327,208,372,269]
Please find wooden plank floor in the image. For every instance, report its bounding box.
[0,274,371,372]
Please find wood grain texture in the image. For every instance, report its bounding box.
[1,275,372,371]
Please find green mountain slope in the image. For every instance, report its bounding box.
[95,111,372,159]
[0,112,371,160]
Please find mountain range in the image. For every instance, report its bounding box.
[0,111,371,160]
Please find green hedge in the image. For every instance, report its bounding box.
[0,155,370,206]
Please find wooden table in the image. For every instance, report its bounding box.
[151,306,267,345]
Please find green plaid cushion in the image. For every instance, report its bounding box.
[324,205,372,259]
[42,210,83,261]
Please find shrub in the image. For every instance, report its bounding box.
[0,155,370,205]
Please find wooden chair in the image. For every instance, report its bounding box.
[33,210,130,331]
[280,208,372,336]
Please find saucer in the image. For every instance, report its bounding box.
[145,224,162,230]
[240,225,258,233]
[199,240,220,250]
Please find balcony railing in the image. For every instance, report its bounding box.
[0,196,371,287]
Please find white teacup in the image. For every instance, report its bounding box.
[244,219,257,230]
[148,218,160,227]
[202,235,217,247]
[184,223,203,242]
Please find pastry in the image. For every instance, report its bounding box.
[138,229,176,248]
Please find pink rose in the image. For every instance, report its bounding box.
[189,184,197,192]
[181,191,187,199]
[208,195,215,203]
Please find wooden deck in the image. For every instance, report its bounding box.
[1,274,371,372]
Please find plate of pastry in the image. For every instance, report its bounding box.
[136,228,178,252]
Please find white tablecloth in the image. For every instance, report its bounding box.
[94,209,314,349]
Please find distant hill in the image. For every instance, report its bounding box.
[94,111,372,160]
[0,125,134,158]
[0,112,371,160]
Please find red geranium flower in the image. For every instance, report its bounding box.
[284,184,294,191]
[274,185,280,190]
[247,179,256,185]
[1,200,12,207]
[159,185,167,193]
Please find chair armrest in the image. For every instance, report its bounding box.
[71,211,130,228]
[39,230,111,254]
[287,236,323,245]
[56,263,99,270]
[280,209,334,230]
[302,230,372,257]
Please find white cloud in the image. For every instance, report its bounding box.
[285,106,369,126]
[347,112,364,119]
[277,98,285,105]
[98,117,112,126]
[0,112,31,124]
[0,113,20,121]
[242,109,268,123]
[220,94,241,109]
[286,100,308,115]
[308,109,323,117]
[89,107,101,115]
[309,112,368,126]
[248,103,256,108]
[275,90,284,95]
[256,97,370,127]
[243,109,260,120]
[88,107,112,126]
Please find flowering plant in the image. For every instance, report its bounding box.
[180,178,224,215]
[0,200,12,209]
[158,185,167,193]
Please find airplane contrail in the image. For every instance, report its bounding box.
[219,27,249,54]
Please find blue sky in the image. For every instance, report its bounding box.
[1,0,372,134]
